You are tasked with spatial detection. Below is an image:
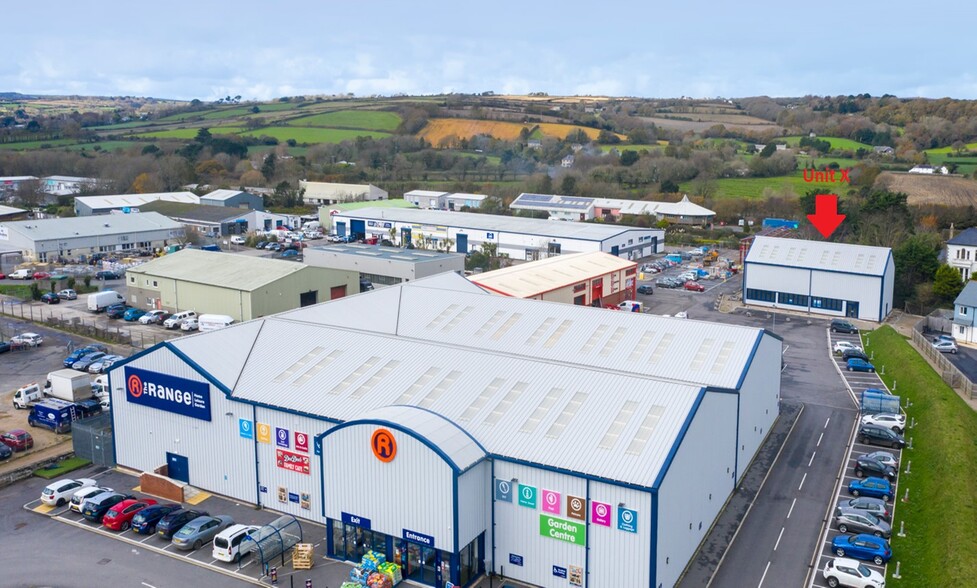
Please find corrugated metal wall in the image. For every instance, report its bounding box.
[810,271,881,320]
[254,406,333,527]
[656,392,737,588]
[250,268,357,318]
[736,335,781,483]
[109,347,257,502]
[493,461,586,587]
[323,424,455,550]
[457,461,491,553]
[587,481,652,588]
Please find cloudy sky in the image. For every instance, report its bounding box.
[6,1,975,101]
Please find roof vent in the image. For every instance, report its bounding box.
[104,223,110,227]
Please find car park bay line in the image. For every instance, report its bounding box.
[757,561,771,588]
[773,527,785,551]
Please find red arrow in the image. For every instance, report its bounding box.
[807,194,845,238]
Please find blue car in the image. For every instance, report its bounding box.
[63,344,109,367]
[846,358,875,373]
[831,533,891,565]
[281,249,299,258]
[123,308,147,321]
[848,476,892,501]
[131,503,181,535]
[71,352,106,371]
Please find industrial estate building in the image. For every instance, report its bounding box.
[74,192,201,216]
[470,251,638,306]
[404,190,488,211]
[743,236,895,321]
[330,207,664,261]
[303,244,466,287]
[41,175,99,196]
[300,181,388,206]
[0,212,184,262]
[108,272,781,588]
[198,189,264,210]
[510,194,715,226]
[124,248,357,320]
[139,201,253,238]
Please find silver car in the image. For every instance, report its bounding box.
[863,450,898,468]
[844,496,891,522]
[171,515,234,550]
[834,506,891,538]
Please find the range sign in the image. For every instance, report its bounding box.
[276,449,310,475]
[125,367,211,421]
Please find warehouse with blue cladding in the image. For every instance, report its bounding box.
[108,272,782,588]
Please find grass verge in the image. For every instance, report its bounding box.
[34,457,92,479]
[862,326,977,585]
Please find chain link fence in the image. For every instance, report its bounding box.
[72,413,115,467]
[911,312,975,399]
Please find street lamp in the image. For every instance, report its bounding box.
[772,303,777,332]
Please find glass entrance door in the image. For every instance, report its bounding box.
[405,543,422,581]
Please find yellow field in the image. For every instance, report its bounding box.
[419,118,623,145]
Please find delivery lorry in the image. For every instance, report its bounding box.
[46,369,93,402]
[87,290,125,312]
[27,399,80,433]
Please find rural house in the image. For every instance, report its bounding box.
[947,227,977,281]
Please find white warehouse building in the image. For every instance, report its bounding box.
[331,207,665,261]
[107,273,781,588]
[743,236,895,322]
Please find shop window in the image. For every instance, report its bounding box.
[746,288,775,303]
[779,292,808,307]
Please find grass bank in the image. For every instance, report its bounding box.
[862,326,977,585]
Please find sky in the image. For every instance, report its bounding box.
[5,1,976,102]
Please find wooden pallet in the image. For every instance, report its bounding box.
[292,543,314,570]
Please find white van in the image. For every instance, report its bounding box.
[212,524,260,563]
[8,268,33,280]
[163,310,197,329]
[13,382,45,409]
[198,314,235,332]
[87,291,125,312]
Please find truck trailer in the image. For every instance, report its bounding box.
[46,369,93,403]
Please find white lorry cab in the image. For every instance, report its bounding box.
[13,382,45,409]
[197,314,235,332]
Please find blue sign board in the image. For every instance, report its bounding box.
[495,479,513,503]
[509,554,524,567]
[239,419,253,439]
[124,367,211,421]
[403,529,435,548]
[289,492,299,503]
[486,232,495,239]
[276,427,290,448]
[314,437,322,456]
[552,566,567,578]
[342,512,372,530]
[259,485,268,493]
[618,507,638,533]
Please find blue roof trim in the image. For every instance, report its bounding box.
[164,343,233,395]
[652,387,706,491]
[745,259,885,278]
[317,418,462,474]
[493,454,653,493]
[650,489,658,588]
[735,332,765,391]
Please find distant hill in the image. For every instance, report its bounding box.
[0,92,38,100]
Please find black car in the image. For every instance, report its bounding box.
[637,285,654,295]
[156,508,209,539]
[40,292,60,304]
[131,503,182,535]
[255,241,267,250]
[105,304,131,319]
[81,492,132,522]
[831,319,858,333]
[842,348,870,362]
[0,443,12,460]
[854,456,897,482]
[95,270,121,280]
[858,424,905,449]
[0,341,10,354]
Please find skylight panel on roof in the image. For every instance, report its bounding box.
[426,304,460,330]
[599,327,628,357]
[519,387,564,434]
[273,346,325,383]
[443,306,474,332]
[395,367,441,404]
[855,253,865,268]
[329,356,381,395]
[483,382,528,426]
[690,338,715,371]
[545,391,587,439]
[625,405,666,456]
[598,400,639,450]
[648,333,674,364]
[868,255,877,268]
[544,320,573,349]
[491,313,522,341]
[460,377,506,421]
[832,251,841,265]
[526,318,555,346]
[628,330,656,363]
[711,341,736,374]
[418,370,462,408]
[350,360,402,399]
[292,350,343,386]
[475,311,506,338]
[820,250,830,265]
[580,325,609,354]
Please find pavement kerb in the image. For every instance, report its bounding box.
[705,402,805,588]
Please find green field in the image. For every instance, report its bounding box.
[797,156,861,169]
[134,128,206,139]
[64,141,152,152]
[240,127,391,144]
[923,142,977,155]
[288,110,401,131]
[94,120,155,130]
[599,144,665,153]
[439,150,502,165]
[779,136,873,151]
[862,327,977,586]
[0,138,80,151]
[679,172,840,199]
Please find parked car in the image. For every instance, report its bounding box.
[848,477,892,501]
[131,503,182,535]
[821,557,885,588]
[834,506,891,538]
[164,310,197,329]
[932,334,954,344]
[267,242,282,251]
[831,319,859,334]
[138,310,169,325]
[846,358,875,373]
[0,443,12,461]
[40,292,60,304]
[844,496,891,522]
[0,341,9,354]
[1,429,34,451]
[180,317,199,331]
[95,270,121,280]
[71,352,106,371]
[863,450,898,469]
[102,498,159,531]
[254,241,267,249]
[89,354,124,374]
[105,304,131,319]
[858,424,905,449]
[684,280,705,292]
[156,508,210,540]
[63,344,108,367]
[833,341,862,355]
[41,478,97,507]
[81,491,133,522]
[212,524,261,563]
[854,455,897,482]
[123,307,147,321]
[70,485,114,513]
[637,284,654,295]
[229,236,246,245]
[842,348,870,362]
[171,515,234,551]
[281,249,299,258]
[932,340,958,354]
[32,271,51,280]
[58,288,77,300]
[11,332,43,347]
[831,534,891,565]
[859,412,906,434]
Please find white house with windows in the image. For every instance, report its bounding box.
[952,282,977,343]
[946,227,977,281]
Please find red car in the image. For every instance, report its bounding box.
[684,281,705,292]
[1,429,34,451]
[32,271,51,280]
[102,498,158,531]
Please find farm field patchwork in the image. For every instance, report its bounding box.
[288,110,401,131]
[778,135,873,151]
[239,126,391,143]
[678,172,838,200]
[419,118,623,145]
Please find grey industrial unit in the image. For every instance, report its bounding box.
[0,212,184,262]
[331,207,665,261]
[303,243,466,286]
[743,235,895,321]
[107,273,781,588]
[198,189,264,211]
[73,192,200,216]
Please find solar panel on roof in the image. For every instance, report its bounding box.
[519,387,564,434]
[350,360,402,399]
[395,367,441,404]
[598,400,639,450]
[545,391,587,439]
[625,405,666,456]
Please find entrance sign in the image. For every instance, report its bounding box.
[403,529,435,548]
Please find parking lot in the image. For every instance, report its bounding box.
[630,255,737,318]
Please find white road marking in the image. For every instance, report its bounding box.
[758,561,771,587]
[809,452,816,467]
[799,473,807,491]
[816,433,824,447]
[774,527,785,551]
[787,498,796,519]
[824,418,830,428]
[141,583,156,588]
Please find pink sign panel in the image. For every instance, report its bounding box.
[541,489,561,514]
[591,501,611,526]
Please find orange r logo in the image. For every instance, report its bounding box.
[371,428,397,463]
[127,374,143,397]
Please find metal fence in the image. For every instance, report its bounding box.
[912,315,976,400]
[0,298,170,349]
[72,412,115,467]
